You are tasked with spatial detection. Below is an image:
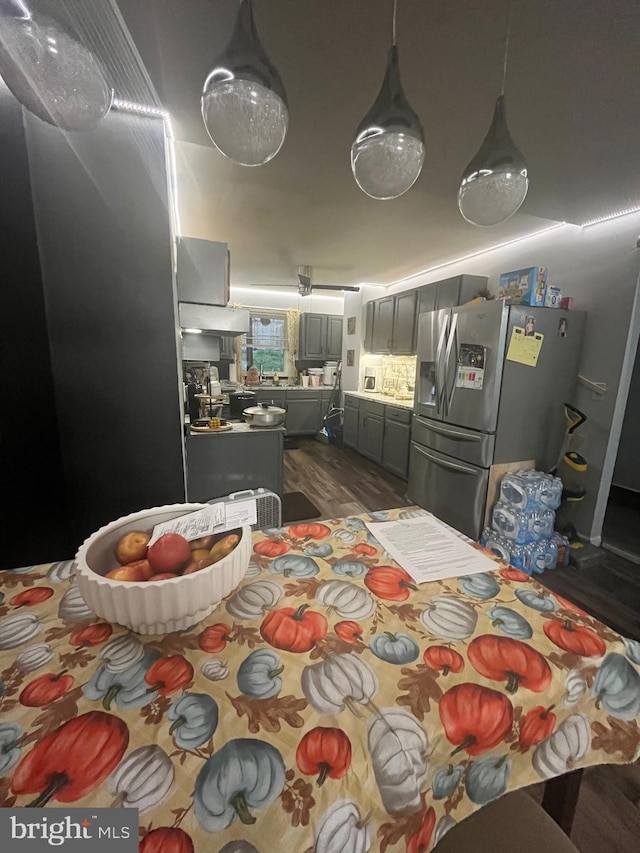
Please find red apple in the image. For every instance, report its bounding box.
[147,533,192,574]
[125,559,154,580]
[105,564,147,582]
[183,558,214,575]
[190,535,215,551]
[148,572,180,581]
[115,530,151,565]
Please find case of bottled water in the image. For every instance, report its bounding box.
[480,528,511,562]
[492,502,537,545]
[499,470,563,512]
[526,538,559,574]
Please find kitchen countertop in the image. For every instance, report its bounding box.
[188,421,285,435]
[343,389,415,410]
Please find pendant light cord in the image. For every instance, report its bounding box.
[392,0,398,45]
[501,0,514,95]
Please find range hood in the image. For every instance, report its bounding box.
[178,303,249,336]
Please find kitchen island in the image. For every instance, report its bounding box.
[185,423,284,502]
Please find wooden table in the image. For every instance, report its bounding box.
[1,507,639,852]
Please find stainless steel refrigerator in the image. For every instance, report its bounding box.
[408,300,585,539]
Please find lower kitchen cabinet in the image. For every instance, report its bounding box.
[343,397,360,448]
[286,394,322,435]
[186,430,284,501]
[382,418,411,478]
[360,411,384,462]
[343,394,411,479]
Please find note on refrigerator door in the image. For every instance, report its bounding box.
[506,326,544,367]
[365,514,497,584]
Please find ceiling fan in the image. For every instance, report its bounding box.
[248,266,360,297]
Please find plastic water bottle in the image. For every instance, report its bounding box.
[499,472,543,512]
[552,531,571,567]
[509,543,533,573]
[526,509,555,541]
[536,475,563,511]
[527,538,559,574]
[480,528,511,562]
[491,502,532,545]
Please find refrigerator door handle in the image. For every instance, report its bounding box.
[443,312,458,416]
[419,420,482,441]
[413,443,480,476]
[435,315,449,415]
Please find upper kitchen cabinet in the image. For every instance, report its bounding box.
[176,237,230,306]
[418,275,488,312]
[299,313,343,360]
[366,292,416,354]
[392,290,417,354]
[372,296,394,353]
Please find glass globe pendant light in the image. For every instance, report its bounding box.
[201,0,288,167]
[458,3,528,226]
[351,0,425,200]
[0,2,112,132]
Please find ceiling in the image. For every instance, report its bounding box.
[111,0,640,287]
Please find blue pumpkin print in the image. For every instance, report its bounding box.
[465,754,512,805]
[486,606,533,640]
[432,764,465,799]
[237,649,284,699]
[344,517,366,531]
[83,648,161,710]
[8,565,35,574]
[459,573,500,600]
[368,511,389,521]
[168,693,219,749]
[194,738,286,831]
[592,653,640,721]
[623,636,640,665]
[269,555,319,578]
[515,588,558,613]
[0,722,22,774]
[369,631,419,665]
[331,560,368,578]
[304,542,334,558]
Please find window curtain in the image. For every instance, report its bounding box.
[286,309,300,378]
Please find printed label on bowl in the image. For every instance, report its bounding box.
[148,500,257,545]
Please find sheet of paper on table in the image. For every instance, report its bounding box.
[365,514,497,583]
[149,499,257,544]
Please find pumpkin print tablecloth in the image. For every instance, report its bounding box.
[1,508,640,853]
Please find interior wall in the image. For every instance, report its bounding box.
[26,111,187,546]
[341,285,386,391]
[0,90,73,567]
[230,286,344,315]
[385,216,640,543]
[613,345,640,491]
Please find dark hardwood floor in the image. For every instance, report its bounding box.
[284,437,640,853]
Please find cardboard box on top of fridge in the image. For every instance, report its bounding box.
[544,285,563,308]
[498,267,547,306]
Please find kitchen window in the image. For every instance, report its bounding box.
[241,310,289,374]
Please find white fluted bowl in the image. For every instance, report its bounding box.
[75,503,251,634]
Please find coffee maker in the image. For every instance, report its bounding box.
[363,366,381,392]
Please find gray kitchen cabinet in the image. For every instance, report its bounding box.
[176,237,230,306]
[327,316,344,359]
[392,290,417,354]
[286,394,322,435]
[300,313,326,359]
[372,297,394,353]
[434,274,488,309]
[383,410,411,479]
[299,313,343,360]
[364,301,375,352]
[219,335,235,360]
[343,394,360,449]
[254,389,287,407]
[186,430,283,501]
[360,411,385,463]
